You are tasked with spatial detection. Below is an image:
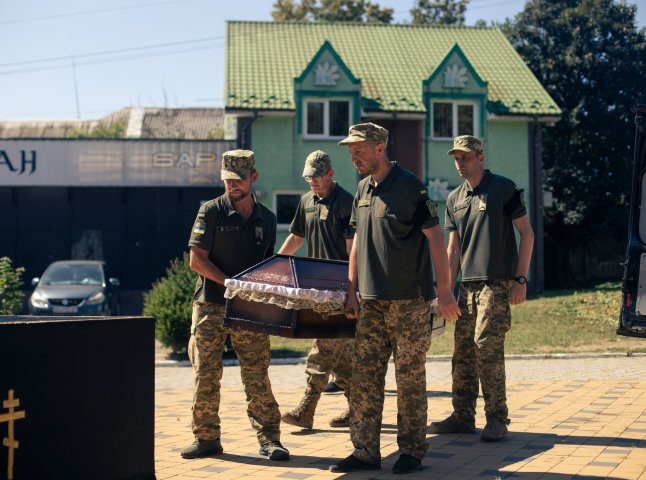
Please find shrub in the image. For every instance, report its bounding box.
[143,253,197,355]
[0,257,25,315]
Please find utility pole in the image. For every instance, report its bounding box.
[71,54,81,119]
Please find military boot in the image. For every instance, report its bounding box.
[180,438,223,458]
[481,417,509,442]
[329,408,350,427]
[281,389,320,429]
[429,413,476,434]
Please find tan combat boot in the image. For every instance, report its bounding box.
[329,407,350,427]
[281,389,320,429]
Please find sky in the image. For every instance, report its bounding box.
[1,0,644,121]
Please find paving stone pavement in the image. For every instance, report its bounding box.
[155,355,646,479]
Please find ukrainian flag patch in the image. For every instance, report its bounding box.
[193,224,206,235]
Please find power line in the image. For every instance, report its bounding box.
[0,43,224,76]
[0,36,226,68]
[0,0,199,26]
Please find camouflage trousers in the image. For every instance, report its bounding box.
[350,298,432,463]
[304,337,354,397]
[188,301,281,445]
[452,280,512,423]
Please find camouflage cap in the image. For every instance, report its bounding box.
[338,122,389,146]
[302,150,331,177]
[221,149,255,180]
[448,135,484,155]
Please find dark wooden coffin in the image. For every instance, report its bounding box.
[224,254,355,338]
[0,316,155,480]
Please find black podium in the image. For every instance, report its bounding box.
[0,316,155,480]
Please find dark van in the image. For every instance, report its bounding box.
[618,105,646,338]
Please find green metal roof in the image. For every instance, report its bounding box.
[226,21,560,116]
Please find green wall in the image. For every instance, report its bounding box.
[252,115,530,251]
[251,114,360,251]
[426,120,528,191]
[427,119,529,232]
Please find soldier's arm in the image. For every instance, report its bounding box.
[345,238,353,257]
[344,234,359,319]
[447,229,461,292]
[511,214,534,305]
[189,246,229,286]
[277,234,304,255]
[423,225,460,321]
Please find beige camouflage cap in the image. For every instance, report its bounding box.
[448,135,484,155]
[302,150,331,177]
[221,149,255,180]
[338,122,389,146]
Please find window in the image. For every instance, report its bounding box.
[432,101,478,139]
[274,192,302,230]
[303,98,351,139]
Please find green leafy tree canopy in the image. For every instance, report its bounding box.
[503,0,646,284]
[272,0,394,23]
[410,0,469,25]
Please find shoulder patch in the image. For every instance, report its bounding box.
[193,224,206,235]
[427,200,439,217]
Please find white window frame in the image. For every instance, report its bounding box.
[302,97,352,140]
[431,100,479,140]
[274,190,304,231]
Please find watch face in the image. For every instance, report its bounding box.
[516,276,527,284]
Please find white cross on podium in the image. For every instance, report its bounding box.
[0,390,26,480]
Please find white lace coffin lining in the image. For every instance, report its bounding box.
[224,278,347,314]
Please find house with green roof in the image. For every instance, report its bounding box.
[225,21,560,290]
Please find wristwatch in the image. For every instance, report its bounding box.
[514,275,527,284]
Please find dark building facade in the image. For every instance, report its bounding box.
[0,137,233,309]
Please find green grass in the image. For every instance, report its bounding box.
[269,283,646,357]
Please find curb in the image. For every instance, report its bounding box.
[155,351,646,368]
[155,357,308,368]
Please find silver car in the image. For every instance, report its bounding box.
[29,260,120,316]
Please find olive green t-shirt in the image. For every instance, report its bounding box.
[289,183,354,261]
[188,194,276,304]
[350,162,439,300]
[445,170,527,282]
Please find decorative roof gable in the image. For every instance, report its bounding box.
[424,43,487,95]
[294,41,360,92]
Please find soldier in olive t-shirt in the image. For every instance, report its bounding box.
[278,150,355,431]
[430,135,534,443]
[331,123,459,476]
[181,149,289,462]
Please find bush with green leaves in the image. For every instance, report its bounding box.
[0,257,25,315]
[143,253,197,354]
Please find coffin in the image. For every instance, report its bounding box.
[223,254,446,339]
[0,316,155,480]
[224,254,354,338]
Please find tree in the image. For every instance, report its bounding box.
[143,253,197,355]
[272,0,393,23]
[0,257,25,315]
[503,0,646,286]
[410,0,469,25]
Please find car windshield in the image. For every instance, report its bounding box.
[42,264,103,286]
